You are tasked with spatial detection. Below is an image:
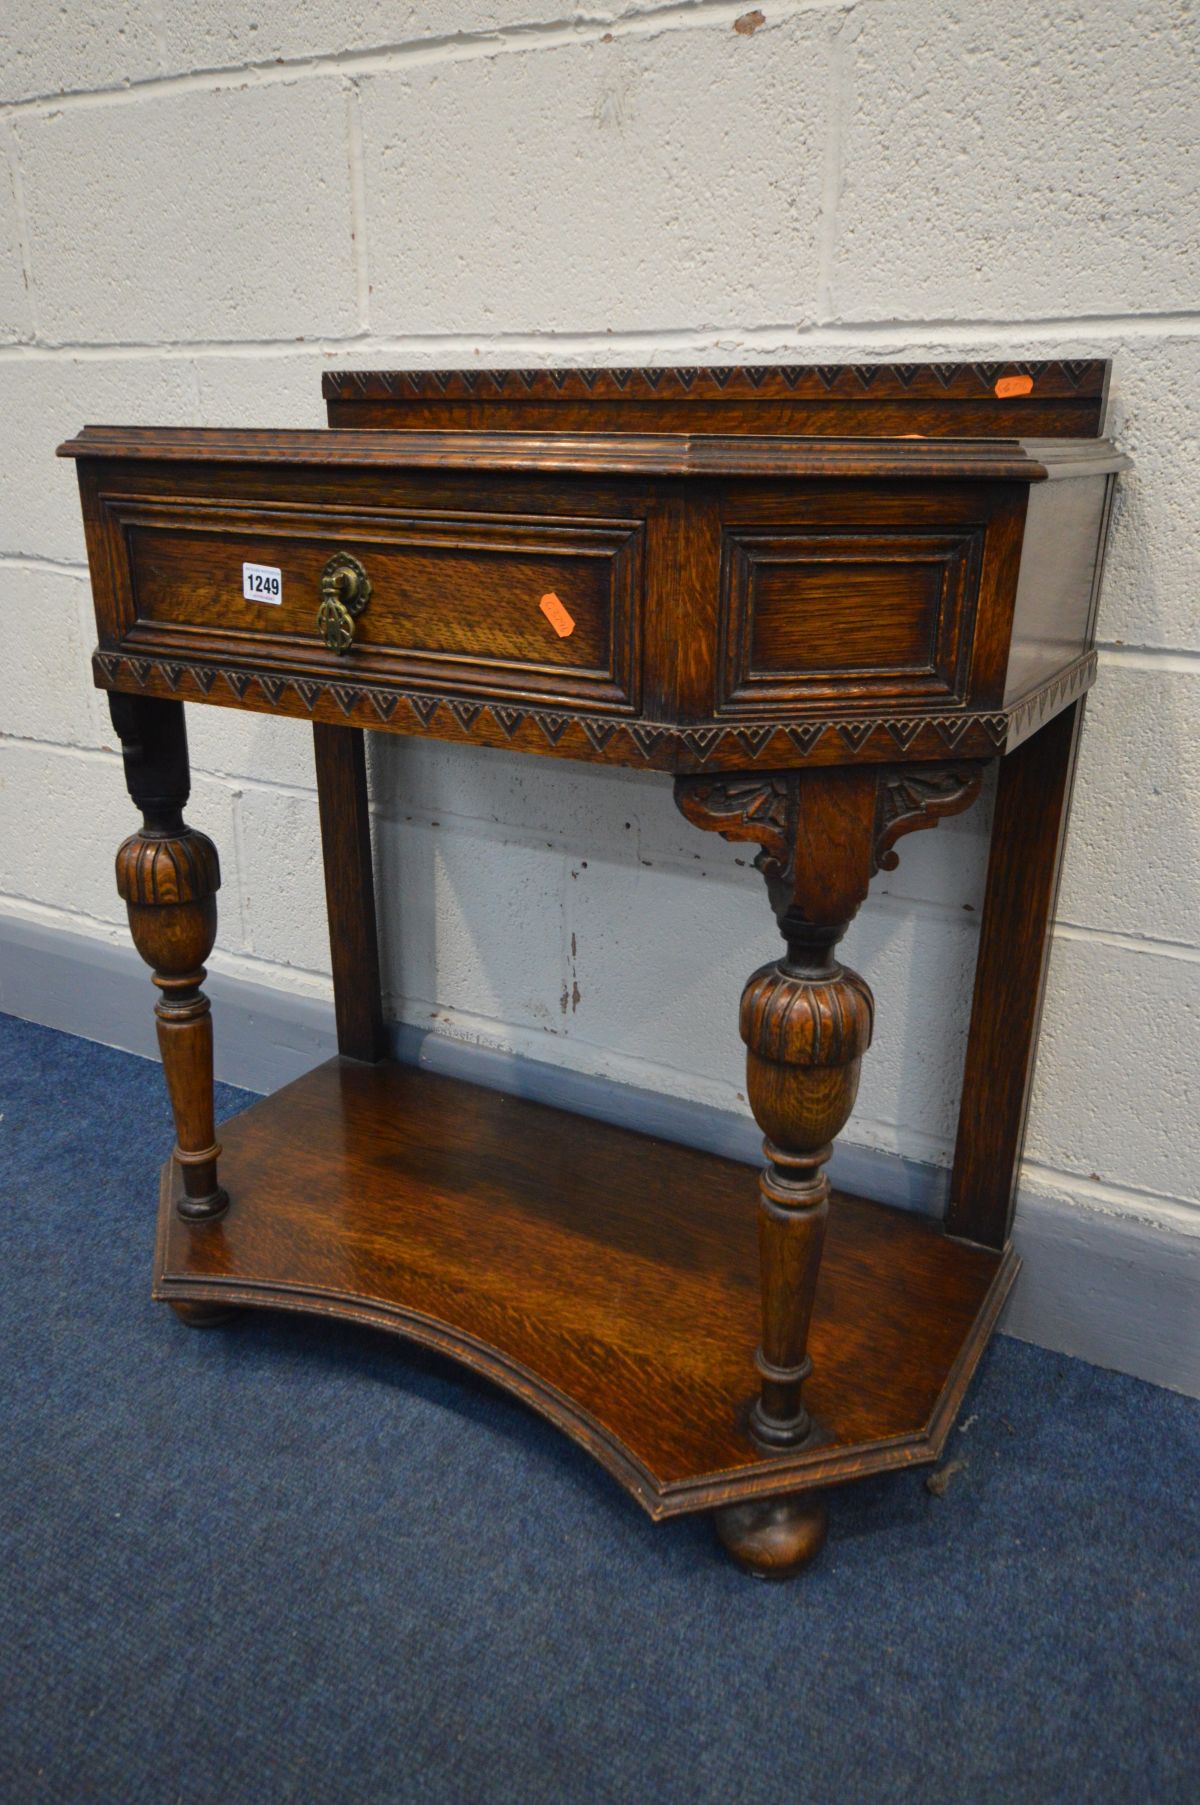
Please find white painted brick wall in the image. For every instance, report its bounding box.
[359,13,832,335]
[2,0,1197,1254]
[15,84,360,343]
[834,0,1199,321]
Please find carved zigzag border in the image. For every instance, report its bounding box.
[1006,653,1098,741]
[323,361,1105,401]
[91,650,1096,764]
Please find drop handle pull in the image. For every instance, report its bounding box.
[317,553,372,654]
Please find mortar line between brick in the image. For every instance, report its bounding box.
[0,0,847,118]
[2,119,39,340]
[146,0,171,76]
[4,735,1200,968]
[89,745,1200,972]
[814,8,852,324]
[0,892,335,992]
[227,782,253,955]
[832,1118,1200,1229]
[1097,644,1200,674]
[1052,922,1200,967]
[6,750,1197,957]
[0,554,91,575]
[0,734,121,765]
[0,893,126,942]
[3,312,1199,363]
[344,79,371,334]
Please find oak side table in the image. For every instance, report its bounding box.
[60,361,1126,1579]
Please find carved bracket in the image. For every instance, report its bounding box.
[873,763,984,871]
[675,761,985,932]
[674,773,799,901]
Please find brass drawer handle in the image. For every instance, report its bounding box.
[317,553,372,654]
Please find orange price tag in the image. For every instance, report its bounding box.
[539,592,575,638]
[994,374,1034,398]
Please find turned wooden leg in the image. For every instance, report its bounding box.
[676,760,983,1574]
[741,923,873,1449]
[109,692,228,1223]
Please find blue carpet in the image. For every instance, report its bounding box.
[1,1011,1197,1805]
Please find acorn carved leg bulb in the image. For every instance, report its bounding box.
[110,692,229,1225]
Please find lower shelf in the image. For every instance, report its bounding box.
[154,1056,1018,1518]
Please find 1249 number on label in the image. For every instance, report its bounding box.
[243,562,282,603]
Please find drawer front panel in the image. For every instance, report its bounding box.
[121,503,642,708]
[719,526,985,712]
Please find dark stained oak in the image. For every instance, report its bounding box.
[109,692,228,1222]
[121,501,641,712]
[675,762,983,1457]
[154,1057,1017,1518]
[60,360,1126,1577]
[677,766,884,1456]
[312,724,386,1063]
[713,1494,830,1580]
[947,702,1087,1247]
[322,361,1110,439]
[61,426,1125,777]
[59,423,1118,479]
[169,1299,239,1329]
[86,642,1100,772]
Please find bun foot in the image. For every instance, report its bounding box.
[714,1492,829,1580]
[168,1299,239,1329]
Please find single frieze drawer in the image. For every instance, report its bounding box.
[110,494,644,712]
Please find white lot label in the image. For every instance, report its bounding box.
[243,562,282,603]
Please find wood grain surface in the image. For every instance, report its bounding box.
[155,1057,1016,1517]
[321,360,1110,439]
[312,723,386,1064]
[948,702,1087,1247]
[59,424,1123,482]
[66,429,1120,773]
